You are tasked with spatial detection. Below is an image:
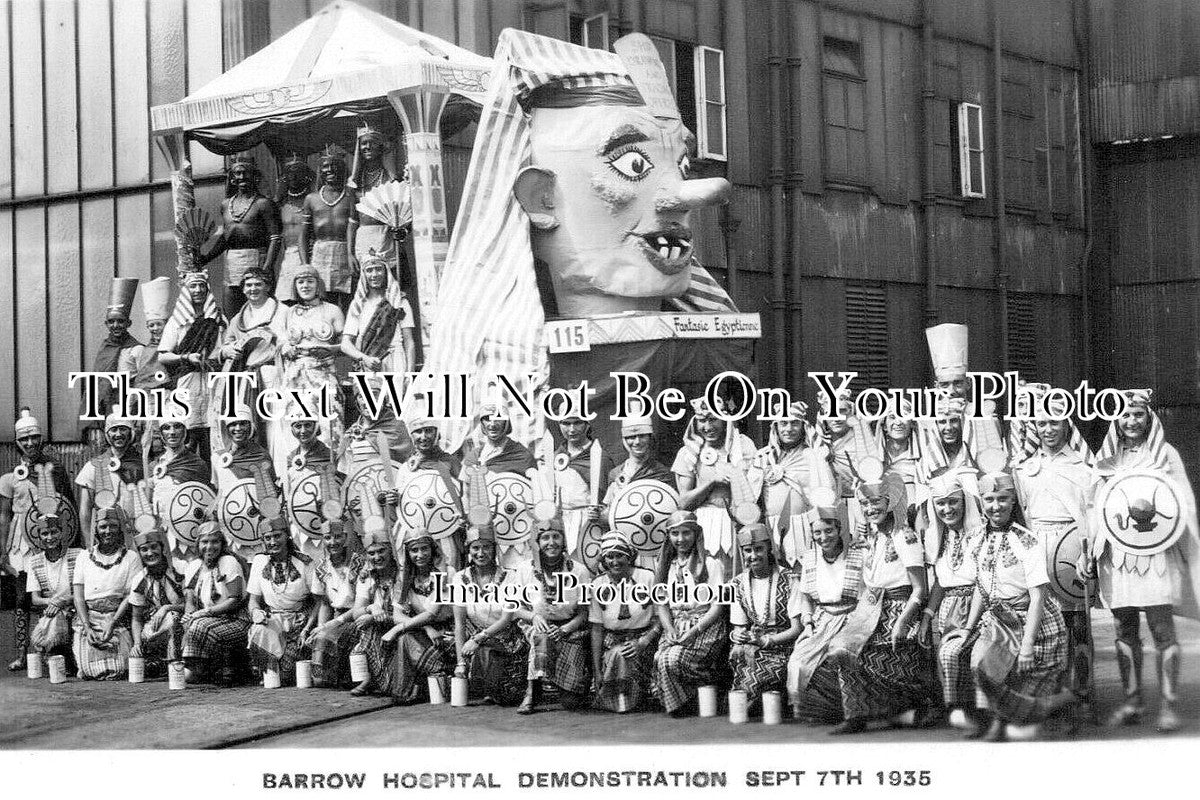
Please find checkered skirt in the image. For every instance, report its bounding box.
[522,623,592,696]
[651,609,728,714]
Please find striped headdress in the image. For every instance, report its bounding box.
[418,29,736,453]
[170,270,225,330]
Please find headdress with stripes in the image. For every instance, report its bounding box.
[416,29,737,453]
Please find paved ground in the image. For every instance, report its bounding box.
[1,611,1197,749]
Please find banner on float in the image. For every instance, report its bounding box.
[544,312,763,353]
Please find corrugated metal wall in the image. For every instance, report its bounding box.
[1090,0,1200,141]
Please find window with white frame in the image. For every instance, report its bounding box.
[693,45,727,161]
[957,102,986,198]
[583,12,609,50]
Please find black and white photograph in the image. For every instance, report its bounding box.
[0,0,1196,796]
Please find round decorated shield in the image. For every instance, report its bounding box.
[398,471,462,541]
[486,473,533,547]
[216,478,270,547]
[344,459,401,523]
[21,495,80,550]
[1045,523,1087,605]
[162,481,216,549]
[286,471,326,541]
[1096,469,1185,557]
[577,520,607,575]
[607,479,680,560]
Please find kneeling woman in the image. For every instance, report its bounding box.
[379,527,456,703]
[126,527,186,672]
[452,523,529,706]
[937,470,1073,741]
[652,511,728,717]
[306,521,365,688]
[181,523,249,684]
[26,517,82,665]
[590,531,661,712]
[246,519,323,683]
[728,524,803,711]
[513,517,593,714]
[786,496,866,722]
[344,527,401,696]
[72,508,140,679]
[825,469,936,734]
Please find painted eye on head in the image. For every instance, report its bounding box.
[607,149,654,181]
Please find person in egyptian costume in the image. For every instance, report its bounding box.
[787,490,866,723]
[23,512,83,669]
[376,526,457,703]
[71,506,140,679]
[347,120,399,276]
[937,463,1075,741]
[727,522,803,711]
[304,519,365,689]
[513,514,593,714]
[650,510,729,717]
[2,408,79,669]
[122,275,172,389]
[673,396,761,576]
[201,154,282,319]
[75,407,144,548]
[754,400,836,570]
[451,519,529,707]
[823,459,938,734]
[274,152,315,304]
[1088,389,1200,733]
[300,144,358,312]
[341,250,415,375]
[214,401,278,500]
[147,412,213,560]
[124,508,187,676]
[589,529,660,713]
[246,515,323,684]
[180,520,250,685]
[282,401,344,562]
[921,324,1007,476]
[78,278,142,444]
[552,410,614,567]
[877,399,924,510]
[1012,386,1098,715]
[158,265,226,463]
[602,417,674,505]
[341,523,401,697]
[410,28,743,462]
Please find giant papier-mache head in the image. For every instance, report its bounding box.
[421,30,735,453]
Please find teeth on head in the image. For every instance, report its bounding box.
[669,246,681,260]
[656,236,669,247]
[679,239,691,250]
[658,247,670,258]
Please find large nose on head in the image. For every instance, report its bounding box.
[656,177,731,213]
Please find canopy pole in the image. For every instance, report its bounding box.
[155,133,197,274]
[389,90,451,368]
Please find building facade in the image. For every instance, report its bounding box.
[2,0,1091,447]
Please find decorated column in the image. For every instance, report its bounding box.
[389,90,451,365]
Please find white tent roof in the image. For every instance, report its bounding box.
[151,0,491,137]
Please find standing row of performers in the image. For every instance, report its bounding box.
[3,321,1197,740]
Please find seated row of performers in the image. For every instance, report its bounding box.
[21,454,1079,744]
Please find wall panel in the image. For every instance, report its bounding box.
[79,0,116,191]
[44,0,78,195]
[14,206,48,421]
[12,0,45,198]
[113,0,150,185]
[0,210,14,435]
[47,203,81,439]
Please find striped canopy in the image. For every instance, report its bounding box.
[150,0,491,154]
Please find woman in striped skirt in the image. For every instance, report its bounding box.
[825,466,938,734]
[345,527,401,696]
[513,517,593,714]
[937,468,1075,741]
[246,519,323,684]
[452,523,529,707]
[651,510,728,717]
[71,508,140,680]
[306,520,365,688]
[26,517,83,665]
[181,523,250,684]
[787,495,865,723]
[590,530,660,712]
[918,469,983,727]
[728,523,803,711]
[379,527,456,703]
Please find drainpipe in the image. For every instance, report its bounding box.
[919,0,939,351]
[990,0,1010,371]
[767,0,789,389]
[787,0,807,389]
